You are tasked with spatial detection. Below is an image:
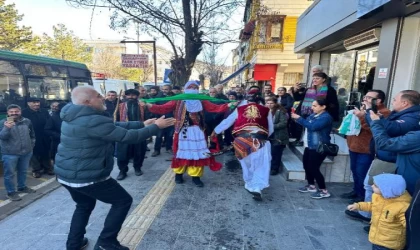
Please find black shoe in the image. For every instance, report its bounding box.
[348,197,364,204]
[251,192,263,201]
[151,151,160,157]
[192,177,204,187]
[81,237,89,249]
[146,147,151,151]
[175,174,184,184]
[7,192,22,201]
[134,169,143,176]
[32,172,42,178]
[270,170,279,176]
[340,191,358,199]
[345,210,370,223]
[17,187,36,193]
[94,242,129,250]
[116,172,127,181]
[363,226,370,234]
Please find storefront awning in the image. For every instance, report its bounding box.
[219,63,251,85]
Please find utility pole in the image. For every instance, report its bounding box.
[120,40,158,86]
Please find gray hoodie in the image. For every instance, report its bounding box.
[0,117,35,155]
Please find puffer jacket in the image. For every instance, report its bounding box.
[269,109,289,146]
[357,192,411,250]
[366,105,420,162]
[0,117,35,155]
[296,111,333,150]
[55,103,160,183]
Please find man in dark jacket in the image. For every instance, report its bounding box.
[45,102,67,163]
[152,84,174,157]
[406,180,420,250]
[115,89,150,180]
[0,104,36,201]
[55,86,174,250]
[22,97,52,178]
[104,90,118,117]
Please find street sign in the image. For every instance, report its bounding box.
[121,54,149,68]
[163,68,172,83]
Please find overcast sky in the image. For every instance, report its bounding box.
[10,0,243,65]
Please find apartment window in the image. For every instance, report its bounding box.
[258,16,285,43]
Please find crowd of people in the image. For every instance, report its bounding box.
[0,64,419,249]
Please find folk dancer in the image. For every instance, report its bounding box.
[144,81,230,187]
[213,89,273,201]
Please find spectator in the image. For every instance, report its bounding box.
[149,86,163,98]
[22,97,52,178]
[262,84,275,99]
[276,87,294,113]
[341,90,390,203]
[104,90,118,117]
[0,104,36,201]
[215,84,228,100]
[235,85,244,100]
[369,109,420,195]
[337,88,347,121]
[347,174,411,250]
[115,89,150,180]
[49,101,59,116]
[55,86,175,250]
[292,98,333,199]
[406,180,420,250]
[172,86,181,95]
[45,102,67,164]
[208,87,217,98]
[266,97,288,176]
[153,85,175,157]
[223,91,238,146]
[358,67,376,97]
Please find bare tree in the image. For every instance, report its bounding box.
[66,0,243,86]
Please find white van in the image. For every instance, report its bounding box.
[93,79,138,96]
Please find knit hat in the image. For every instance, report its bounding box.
[373,174,406,199]
[124,89,140,96]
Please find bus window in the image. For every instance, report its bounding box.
[47,66,68,77]
[24,63,48,76]
[69,68,90,78]
[0,74,25,111]
[44,78,68,100]
[0,60,21,74]
[27,78,44,98]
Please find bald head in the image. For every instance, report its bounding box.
[71,86,106,111]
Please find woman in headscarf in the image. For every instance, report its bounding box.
[145,81,231,187]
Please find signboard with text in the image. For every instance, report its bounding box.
[121,54,149,68]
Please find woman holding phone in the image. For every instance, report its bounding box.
[291,98,333,199]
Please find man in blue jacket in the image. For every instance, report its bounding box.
[55,86,175,250]
[369,110,420,195]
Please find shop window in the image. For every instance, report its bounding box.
[258,16,285,43]
[283,73,303,86]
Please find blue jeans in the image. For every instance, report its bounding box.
[62,178,133,250]
[2,153,33,194]
[349,151,374,198]
[359,165,373,218]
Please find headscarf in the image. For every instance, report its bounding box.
[184,81,202,112]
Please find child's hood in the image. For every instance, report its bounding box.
[374,174,406,199]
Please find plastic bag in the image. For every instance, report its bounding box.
[338,111,361,136]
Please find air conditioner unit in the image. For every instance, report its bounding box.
[344,28,381,50]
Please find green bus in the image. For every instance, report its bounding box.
[0,50,92,116]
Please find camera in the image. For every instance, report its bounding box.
[371,98,378,114]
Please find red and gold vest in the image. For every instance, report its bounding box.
[232,103,269,135]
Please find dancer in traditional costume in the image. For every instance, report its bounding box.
[213,89,273,201]
[145,81,230,187]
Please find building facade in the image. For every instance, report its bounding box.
[238,0,313,91]
[295,0,420,107]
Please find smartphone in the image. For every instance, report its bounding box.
[7,117,14,122]
[371,98,378,114]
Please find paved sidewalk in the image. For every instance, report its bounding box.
[0,151,371,250]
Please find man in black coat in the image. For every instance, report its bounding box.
[104,90,118,117]
[22,98,52,178]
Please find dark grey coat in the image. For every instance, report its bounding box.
[269,110,289,146]
[54,103,159,183]
[0,117,35,155]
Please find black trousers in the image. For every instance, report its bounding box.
[31,154,52,173]
[406,180,420,250]
[62,178,133,250]
[302,148,327,189]
[271,144,285,172]
[154,126,174,151]
[117,142,147,172]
